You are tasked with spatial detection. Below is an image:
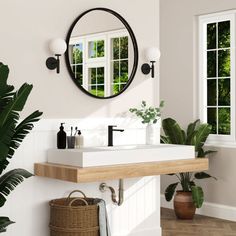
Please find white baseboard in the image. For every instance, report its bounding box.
[161,194,236,222]
[114,227,162,236]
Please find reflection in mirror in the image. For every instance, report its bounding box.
[66,8,138,99]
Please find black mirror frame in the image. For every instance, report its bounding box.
[65,8,139,99]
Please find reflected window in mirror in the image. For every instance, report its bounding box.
[69,29,129,97]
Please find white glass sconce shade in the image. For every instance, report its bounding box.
[49,38,67,55]
[46,38,67,74]
[145,47,161,62]
[141,47,161,78]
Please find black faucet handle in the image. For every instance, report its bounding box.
[108,125,117,128]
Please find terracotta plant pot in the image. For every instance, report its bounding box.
[174,191,196,220]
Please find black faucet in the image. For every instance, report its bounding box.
[108,125,124,146]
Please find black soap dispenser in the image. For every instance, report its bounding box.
[57,123,66,149]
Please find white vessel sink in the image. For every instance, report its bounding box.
[47,144,195,168]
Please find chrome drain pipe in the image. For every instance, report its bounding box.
[99,179,124,206]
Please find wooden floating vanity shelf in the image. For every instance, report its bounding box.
[34,158,209,183]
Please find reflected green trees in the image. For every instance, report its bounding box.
[207,21,231,135]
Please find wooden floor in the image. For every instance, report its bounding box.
[161,208,236,236]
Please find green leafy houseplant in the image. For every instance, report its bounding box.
[0,63,42,232]
[161,118,216,209]
[129,100,164,124]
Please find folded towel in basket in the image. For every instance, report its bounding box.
[94,199,111,236]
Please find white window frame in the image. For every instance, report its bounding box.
[199,10,236,144]
[69,29,129,97]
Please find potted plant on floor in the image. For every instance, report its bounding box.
[129,100,164,144]
[0,63,42,232]
[161,118,216,219]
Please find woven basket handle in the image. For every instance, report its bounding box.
[68,197,88,207]
[67,190,87,200]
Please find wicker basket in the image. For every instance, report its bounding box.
[49,190,99,236]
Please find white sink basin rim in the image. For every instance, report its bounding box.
[47,144,195,168]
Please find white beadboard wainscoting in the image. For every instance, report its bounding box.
[1,118,162,236]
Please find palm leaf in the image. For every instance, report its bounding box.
[0,217,14,232]
[0,111,42,174]
[194,172,217,180]
[160,135,170,144]
[0,83,33,128]
[165,182,179,201]
[0,119,15,160]
[191,124,211,152]
[191,185,204,208]
[0,169,33,207]
[186,119,200,144]
[0,64,15,114]
[162,118,185,144]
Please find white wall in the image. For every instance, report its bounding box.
[71,11,124,37]
[0,0,160,119]
[160,0,236,212]
[0,0,160,235]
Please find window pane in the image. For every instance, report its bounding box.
[120,36,128,59]
[97,67,104,84]
[88,41,96,58]
[207,79,216,106]
[75,65,83,85]
[218,21,230,48]
[218,108,230,134]
[207,23,216,49]
[218,79,230,106]
[218,49,230,77]
[97,40,104,57]
[113,84,120,95]
[73,44,83,64]
[90,68,96,84]
[207,51,216,77]
[207,108,217,134]
[97,85,104,97]
[89,85,97,96]
[120,60,129,83]
[112,38,119,60]
[113,61,119,82]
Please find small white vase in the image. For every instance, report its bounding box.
[146,123,160,145]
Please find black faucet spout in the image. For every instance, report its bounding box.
[108,125,124,146]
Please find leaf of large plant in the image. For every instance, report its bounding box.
[191,185,204,208]
[0,119,15,160]
[0,169,33,207]
[0,64,14,114]
[194,172,217,180]
[165,182,179,201]
[0,83,33,128]
[162,118,185,144]
[0,111,42,174]
[0,217,14,232]
[160,135,170,144]
[204,150,217,156]
[186,119,200,145]
[191,124,211,152]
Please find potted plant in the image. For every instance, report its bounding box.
[0,63,42,232]
[161,118,216,219]
[129,100,164,144]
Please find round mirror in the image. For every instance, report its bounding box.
[65,8,138,99]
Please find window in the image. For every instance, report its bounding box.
[69,29,129,97]
[111,36,129,95]
[199,11,236,143]
[71,43,83,86]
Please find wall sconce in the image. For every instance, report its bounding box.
[141,47,161,78]
[46,38,67,74]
